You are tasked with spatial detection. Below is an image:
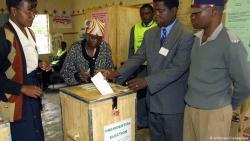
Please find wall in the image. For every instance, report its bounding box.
[0,0,74,61]
[0,0,191,64]
[72,0,152,11]
[70,0,153,42]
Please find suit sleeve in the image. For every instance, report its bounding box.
[227,41,250,110]
[145,33,194,94]
[117,35,146,84]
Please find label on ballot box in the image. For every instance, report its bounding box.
[104,118,131,141]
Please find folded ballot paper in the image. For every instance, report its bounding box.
[91,72,114,95]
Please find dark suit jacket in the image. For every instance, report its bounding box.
[117,20,194,114]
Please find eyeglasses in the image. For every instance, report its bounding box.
[86,34,100,40]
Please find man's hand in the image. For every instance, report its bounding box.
[39,61,53,72]
[79,71,91,81]
[20,85,43,98]
[97,69,120,80]
[126,77,147,91]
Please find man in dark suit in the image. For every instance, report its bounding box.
[99,0,194,140]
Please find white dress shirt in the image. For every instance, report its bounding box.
[9,19,38,74]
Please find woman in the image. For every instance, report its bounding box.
[61,19,114,85]
[0,0,51,140]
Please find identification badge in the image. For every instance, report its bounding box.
[159,47,169,56]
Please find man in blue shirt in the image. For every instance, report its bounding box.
[99,0,194,140]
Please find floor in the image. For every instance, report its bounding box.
[41,84,250,141]
[42,89,63,141]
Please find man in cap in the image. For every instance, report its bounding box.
[184,0,250,140]
[61,19,114,86]
[99,0,194,140]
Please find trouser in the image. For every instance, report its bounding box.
[183,105,232,141]
[149,112,184,141]
[41,70,52,88]
[137,88,148,128]
[10,71,45,141]
[133,65,148,128]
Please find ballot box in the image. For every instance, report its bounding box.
[60,83,136,141]
[0,113,12,141]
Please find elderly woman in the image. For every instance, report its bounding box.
[61,19,114,85]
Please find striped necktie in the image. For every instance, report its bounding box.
[160,28,167,46]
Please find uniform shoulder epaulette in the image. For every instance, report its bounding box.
[226,30,240,43]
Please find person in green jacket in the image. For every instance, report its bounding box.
[51,41,67,71]
[42,41,67,89]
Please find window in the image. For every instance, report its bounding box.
[31,14,51,54]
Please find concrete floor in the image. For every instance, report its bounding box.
[41,85,150,141]
[42,89,63,141]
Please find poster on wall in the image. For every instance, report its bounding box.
[225,0,250,61]
[53,13,72,28]
[51,33,64,53]
[91,12,109,42]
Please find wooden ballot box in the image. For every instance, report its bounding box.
[60,83,136,141]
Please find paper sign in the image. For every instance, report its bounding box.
[91,72,114,95]
[104,118,132,141]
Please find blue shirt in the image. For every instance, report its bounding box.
[160,20,176,39]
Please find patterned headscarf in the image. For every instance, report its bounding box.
[85,19,105,37]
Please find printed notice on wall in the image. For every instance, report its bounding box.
[225,0,250,61]
[104,118,131,141]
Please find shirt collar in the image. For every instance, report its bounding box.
[161,19,176,36]
[142,20,154,27]
[9,19,36,46]
[194,23,223,45]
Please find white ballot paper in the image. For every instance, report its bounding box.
[91,72,114,95]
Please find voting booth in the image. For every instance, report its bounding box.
[60,83,136,141]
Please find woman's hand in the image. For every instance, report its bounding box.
[79,71,91,81]
[97,69,120,80]
[20,85,43,98]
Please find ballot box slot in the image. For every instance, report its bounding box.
[112,97,118,110]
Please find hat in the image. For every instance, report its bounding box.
[191,0,224,14]
[85,19,105,37]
